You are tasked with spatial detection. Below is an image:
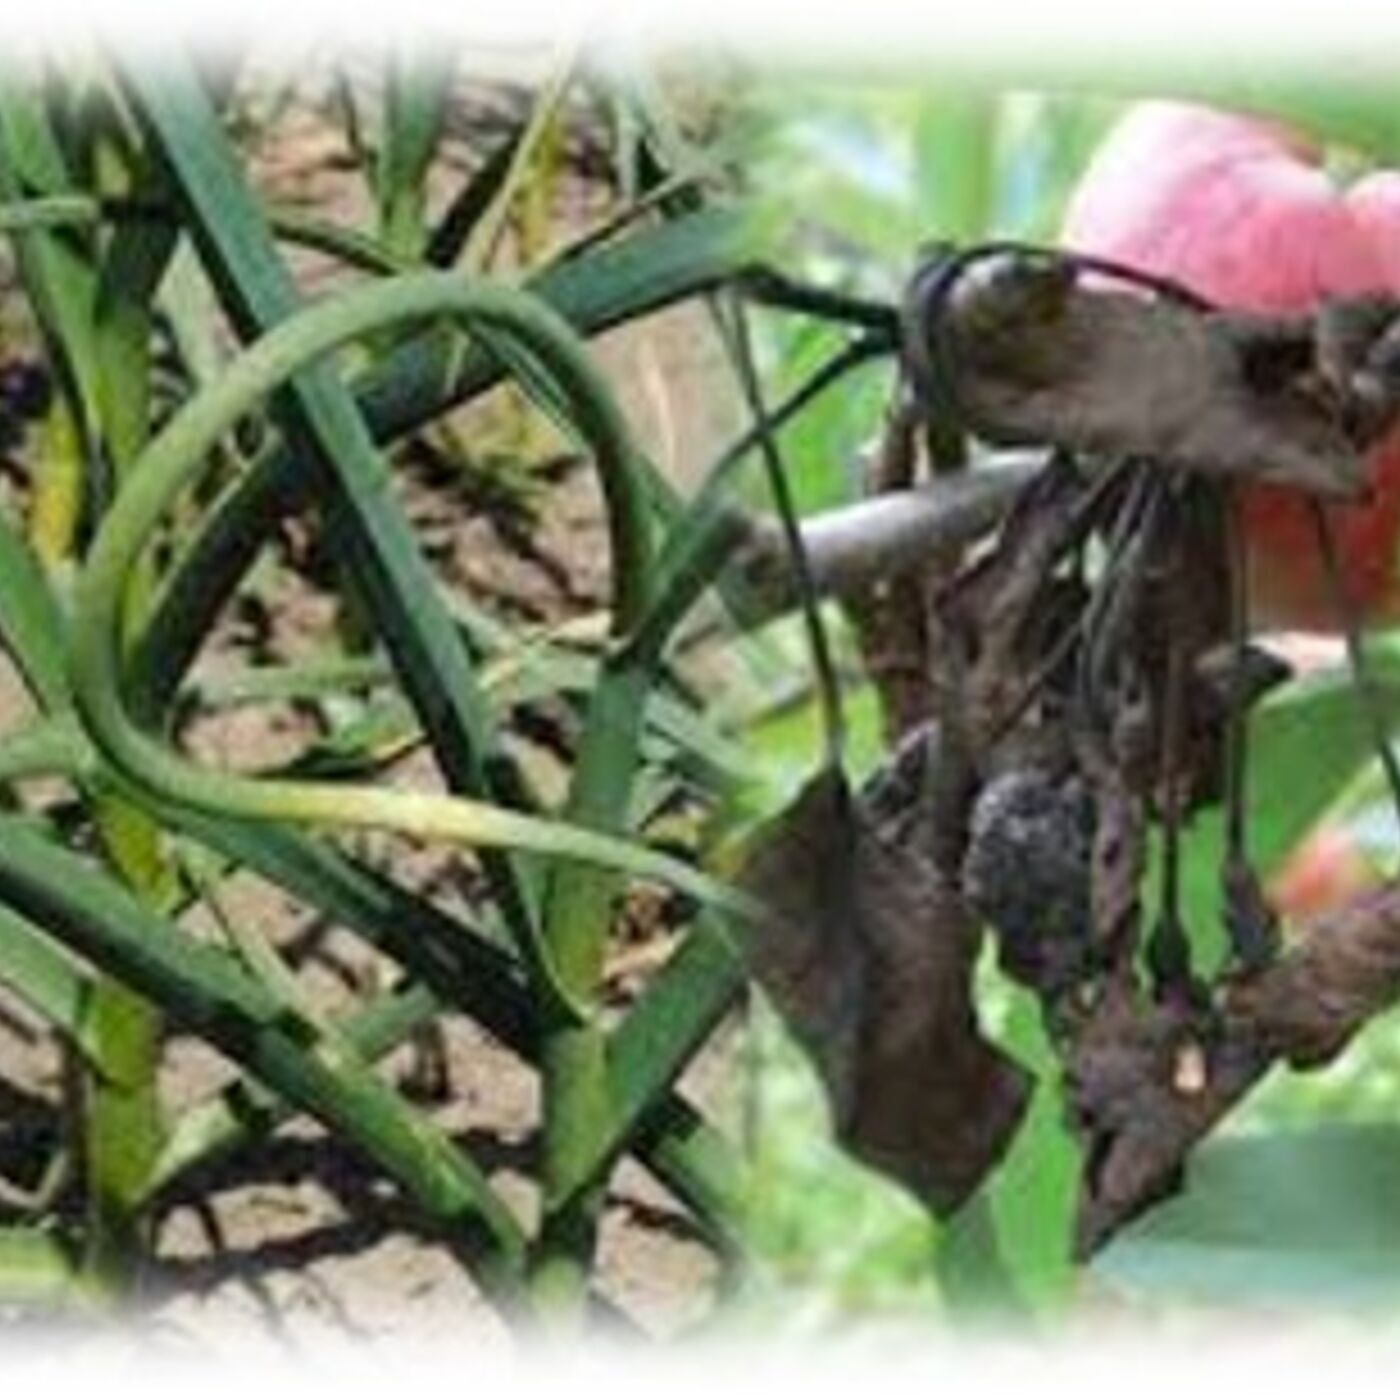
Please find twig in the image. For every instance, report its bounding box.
[1078,876,1400,1254]
[732,452,1044,620]
[720,289,847,769]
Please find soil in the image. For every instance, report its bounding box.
[0,53,751,1350]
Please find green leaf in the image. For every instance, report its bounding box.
[980,980,1079,1312]
[0,83,102,445]
[605,922,742,1149]
[453,44,576,274]
[536,918,745,1220]
[125,58,543,962]
[1095,1123,1400,1309]
[0,812,528,1290]
[0,1228,76,1307]
[154,810,744,1234]
[0,901,100,1061]
[1177,641,1400,974]
[935,972,1078,1319]
[912,88,999,242]
[426,122,525,268]
[1085,68,1400,163]
[150,980,438,1195]
[375,43,454,262]
[131,200,758,711]
[0,506,69,712]
[92,195,178,473]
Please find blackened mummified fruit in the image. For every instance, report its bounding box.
[961,766,1095,996]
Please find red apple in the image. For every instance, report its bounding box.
[1060,100,1400,632]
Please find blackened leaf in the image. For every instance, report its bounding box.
[740,769,866,1124]
[941,254,1373,498]
[741,764,1031,1213]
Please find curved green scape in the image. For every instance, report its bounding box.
[69,270,757,925]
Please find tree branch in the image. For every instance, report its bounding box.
[731,452,1044,621]
[1074,878,1400,1255]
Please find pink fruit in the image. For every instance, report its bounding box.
[1268,825,1376,920]
[1060,100,1400,631]
[1349,170,1400,287]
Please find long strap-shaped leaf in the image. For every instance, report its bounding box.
[0,90,186,1296]
[144,815,743,1235]
[149,980,439,1195]
[373,42,454,263]
[0,1227,75,1308]
[0,901,101,1063]
[0,688,747,1228]
[0,86,102,454]
[0,815,528,1293]
[68,272,754,969]
[130,201,756,710]
[122,60,550,980]
[0,508,69,711]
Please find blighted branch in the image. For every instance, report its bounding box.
[1074,878,1400,1254]
[733,453,1042,620]
[739,242,1400,1260]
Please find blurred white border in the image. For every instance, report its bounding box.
[2,0,1400,1391]
[5,1324,1400,1395]
[0,0,1396,66]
